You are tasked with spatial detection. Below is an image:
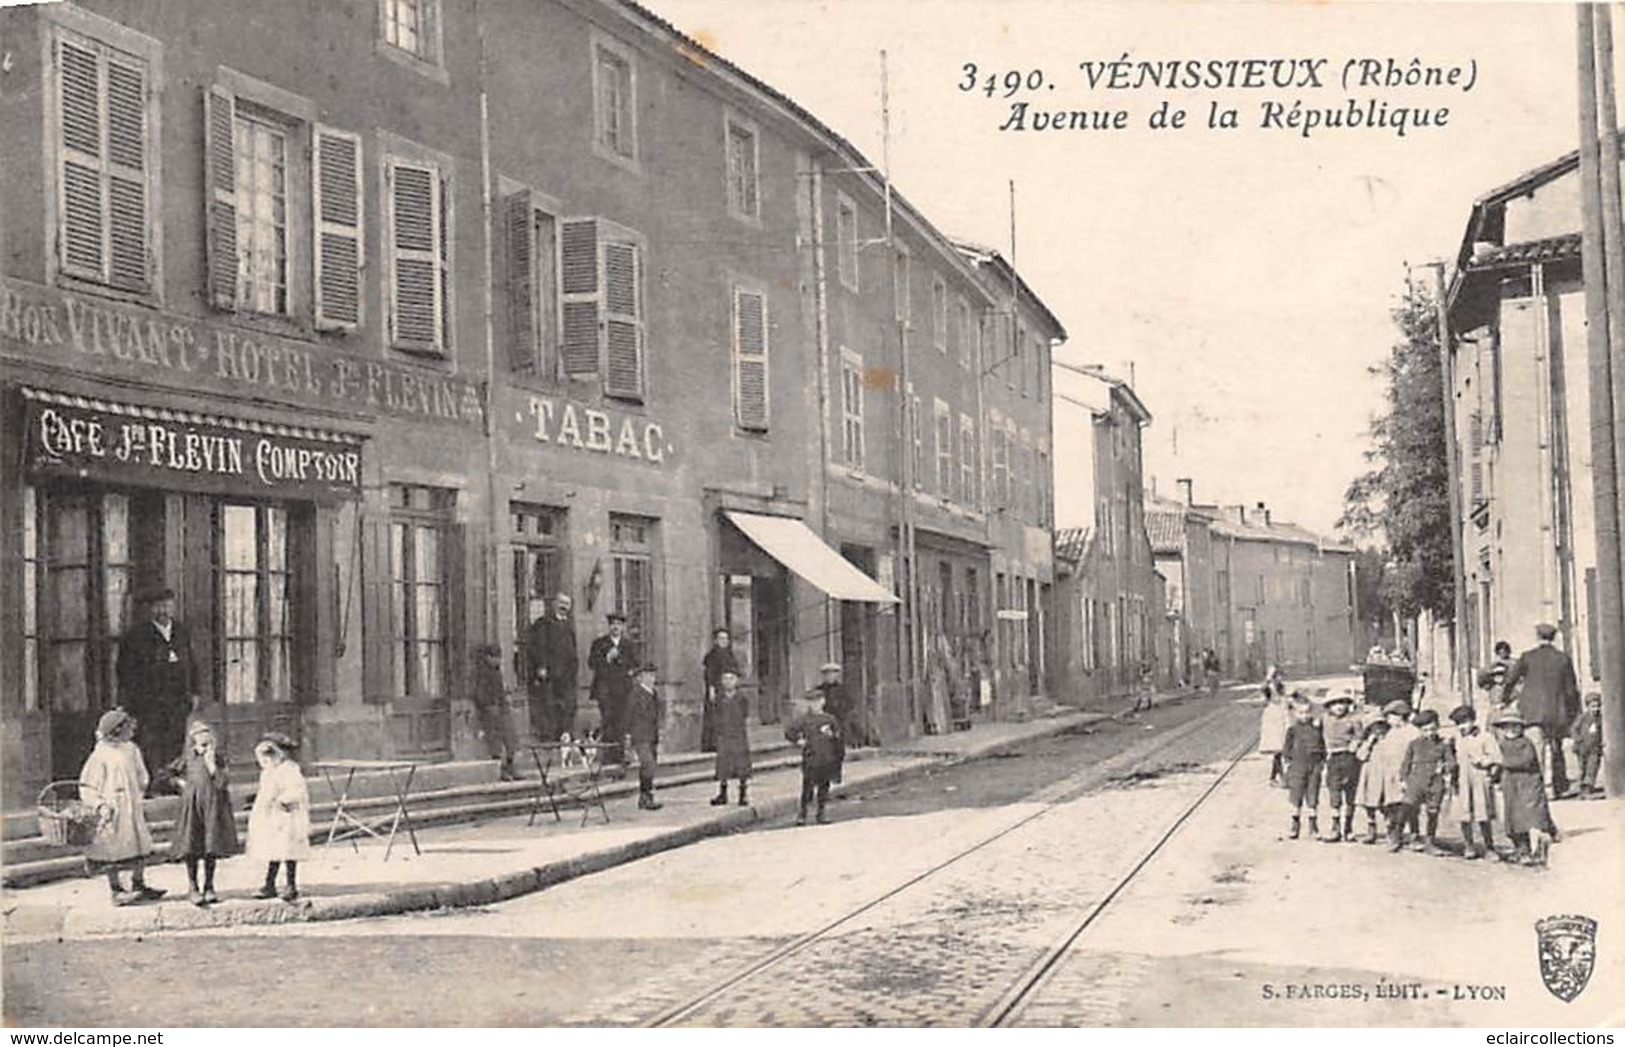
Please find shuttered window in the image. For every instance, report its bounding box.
[991,417,1008,507]
[382,0,439,62]
[1469,410,1485,505]
[233,112,289,315]
[503,190,560,376]
[726,116,760,220]
[894,247,911,323]
[314,128,364,329]
[932,276,947,351]
[934,399,953,495]
[840,352,864,468]
[386,156,451,354]
[54,30,153,294]
[733,288,769,431]
[959,414,977,508]
[835,194,859,292]
[909,393,923,489]
[557,218,645,400]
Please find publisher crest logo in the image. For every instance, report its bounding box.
[1535,914,1597,1002]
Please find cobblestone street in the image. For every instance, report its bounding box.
[4,692,1259,1027]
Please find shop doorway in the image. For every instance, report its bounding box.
[718,572,789,726]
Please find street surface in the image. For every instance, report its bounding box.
[5,688,1260,1026]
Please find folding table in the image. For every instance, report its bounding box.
[523,742,611,827]
[313,759,422,860]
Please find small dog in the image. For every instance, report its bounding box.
[558,728,601,770]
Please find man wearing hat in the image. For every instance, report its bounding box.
[588,612,636,768]
[812,662,853,782]
[524,593,578,743]
[627,663,664,810]
[1502,623,1582,798]
[115,587,199,785]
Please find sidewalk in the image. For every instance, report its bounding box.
[2,705,1111,939]
[1064,732,1625,1027]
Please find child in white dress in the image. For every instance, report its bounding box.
[79,709,165,906]
[246,731,313,902]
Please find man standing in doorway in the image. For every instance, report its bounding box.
[1502,623,1581,799]
[588,612,636,768]
[116,587,199,789]
[525,593,579,743]
[701,628,739,754]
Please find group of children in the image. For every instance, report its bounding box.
[77,709,313,907]
[1258,682,1602,866]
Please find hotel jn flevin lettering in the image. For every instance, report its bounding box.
[0,0,1062,810]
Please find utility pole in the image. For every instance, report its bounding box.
[1425,261,1468,706]
[1577,4,1625,796]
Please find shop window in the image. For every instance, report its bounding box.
[50,22,158,297]
[219,503,292,705]
[610,514,657,663]
[512,505,566,677]
[41,491,130,714]
[389,484,454,699]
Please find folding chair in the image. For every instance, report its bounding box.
[525,742,611,827]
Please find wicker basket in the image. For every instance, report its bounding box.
[37,781,108,849]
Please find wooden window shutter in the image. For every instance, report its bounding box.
[313,127,364,330]
[560,218,601,377]
[602,238,642,400]
[58,36,106,281]
[734,288,769,430]
[361,514,391,703]
[104,52,149,292]
[504,189,537,372]
[387,158,444,352]
[203,85,238,309]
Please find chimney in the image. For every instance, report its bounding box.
[1225,504,1247,525]
[1256,501,1271,526]
[1177,478,1194,506]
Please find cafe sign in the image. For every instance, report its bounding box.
[22,389,363,500]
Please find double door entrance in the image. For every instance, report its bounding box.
[28,483,306,782]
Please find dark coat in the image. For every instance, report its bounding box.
[628,683,663,747]
[1503,644,1580,729]
[703,646,740,694]
[472,660,507,707]
[712,687,752,780]
[588,633,636,706]
[1496,734,1552,835]
[167,749,239,859]
[785,710,844,773]
[1282,719,1326,765]
[116,618,197,709]
[815,681,853,726]
[1400,733,1454,808]
[524,614,578,688]
[1572,710,1604,757]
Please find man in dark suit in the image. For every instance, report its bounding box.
[1502,623,1581,798]
[115,588,199,787]
[588,612,636,767]
[524,592,578,743]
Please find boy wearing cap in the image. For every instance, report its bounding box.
[628,664,664,811]
[1572,693,1605,799]
[785,688,845,825]
[814,662,852,782]
[1321,693,1362,842]
[1373,700,1420,848]
[710,669,753,806]
[1281,694,1326,840]
[1398,709,1455,855]
[1450,705,1500,860]
[473,644,521,781]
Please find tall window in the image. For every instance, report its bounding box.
[991,421,1008,508]
[733,287,770,431]
[232,110,289,315]
[934,399,953,497]
[725,115,760,220]
[381,0,439,62]
[40,491,130,715]
[840,351,864,468]
[960,414,977,508]
[932,276,948,351]
[220,503,292,705]
[909,393,924,490]
[504,191,559,376]
[52,26,155,295]
[1015,324,1027,394]
[512,505,565,677]
[610,514,657,662]
[559,219,645,400]
[389,484,453,699]
[835,194,859,292]
[385,153,451,354]
[593,39,636,163]
[957,298,973,369]
[22,488,41,712]
[893,247,911,324]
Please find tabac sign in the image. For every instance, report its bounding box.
[0,278,484,428]
[23,391,363,501]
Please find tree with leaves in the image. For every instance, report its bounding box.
[1339,275,1455,622]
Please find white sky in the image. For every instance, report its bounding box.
[642,0,1594,536]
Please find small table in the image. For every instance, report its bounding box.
[523,742,611,828]
[313,760,422,860]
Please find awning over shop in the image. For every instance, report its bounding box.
[723,510,899,604]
